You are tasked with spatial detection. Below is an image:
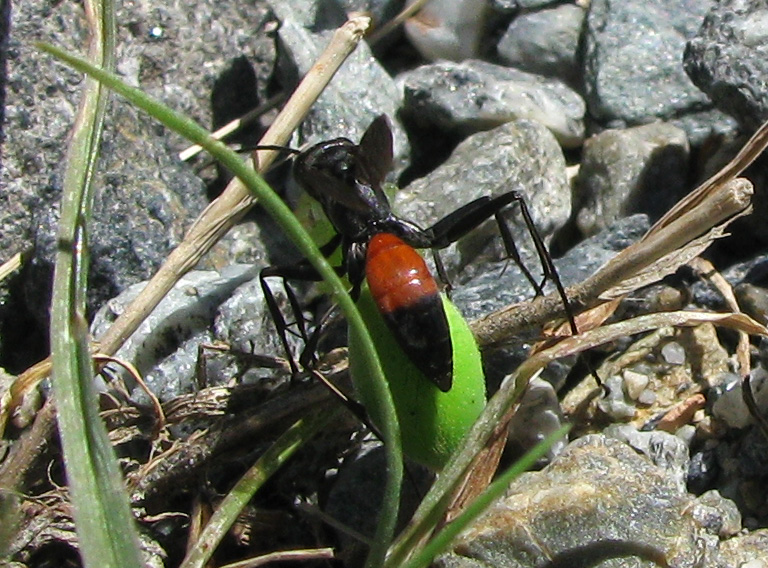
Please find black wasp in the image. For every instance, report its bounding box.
[261,115,575,391]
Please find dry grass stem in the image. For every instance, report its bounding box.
[472,177,754,347]
[0,249,29,283]
[218,547,335,568]
[592,177,753,301]
[93,354,166,436]
[689,257,751,375]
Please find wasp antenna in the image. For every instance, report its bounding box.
[249,144,301,155]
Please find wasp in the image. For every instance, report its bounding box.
[261,115,573,392]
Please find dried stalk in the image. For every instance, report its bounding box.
[178,92,286,161]
[472,177,754,347]
[366,0,432,45]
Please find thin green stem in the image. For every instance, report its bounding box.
[38,42,403,567]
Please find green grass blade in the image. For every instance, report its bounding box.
[37,41,403,567]
[47,1,145,567]
[401,425,571,568]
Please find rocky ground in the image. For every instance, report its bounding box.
[2,0,768,566]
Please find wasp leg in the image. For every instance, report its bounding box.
[422,191,577,335]
[431,249,453,297]
[503,194,577,335]
[259,234,344,374]
[260,263,321,375]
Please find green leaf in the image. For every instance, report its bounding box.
[349,286,485,470]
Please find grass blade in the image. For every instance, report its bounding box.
[401,426,571,568]
[48,0,144,566]
[38,40,403,567]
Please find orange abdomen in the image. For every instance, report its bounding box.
[365,233,453,391]
[366,233,439,312]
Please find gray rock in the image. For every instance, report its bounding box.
[735,282,768,326]
[324,441,432,566]
[706,426,768,526]
[515,0,564,8]
[490,0,561,11]
[506,376,567,463]
[583,0,715,132]
[671,107,740,147]
[25,103,209,323]
[717,529,768,566]
[90,266,293,402]
[604,424,691,491]
[735,425,768,480]
[571,122,690,238]
[266,0,347,29]
[684,0,768,130]
[688,448,720,496]
[400,59,585,147]
[403,0,489,62]
[598,375,640,421]
[111,0,276,146]
[395,118,571,287]
[339,0,404,27]
[661,341,687,365]
[437,435,735,568]
[711,370,768,430]
[496,3,586,86]
[1,0,89,281]
[693,490,742,538]
[267,2,409,168]
[488,0,519,14]
[2,0,277,360]
[623,369,650,401]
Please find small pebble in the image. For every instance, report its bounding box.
[688,449,719,495]
[661,341,686,365]
[657,393,706,433]
[623,369,649,400]
[675,424,696,447]
[597,375,636,420]
[711,371,768,430]
[637,390,656,406]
